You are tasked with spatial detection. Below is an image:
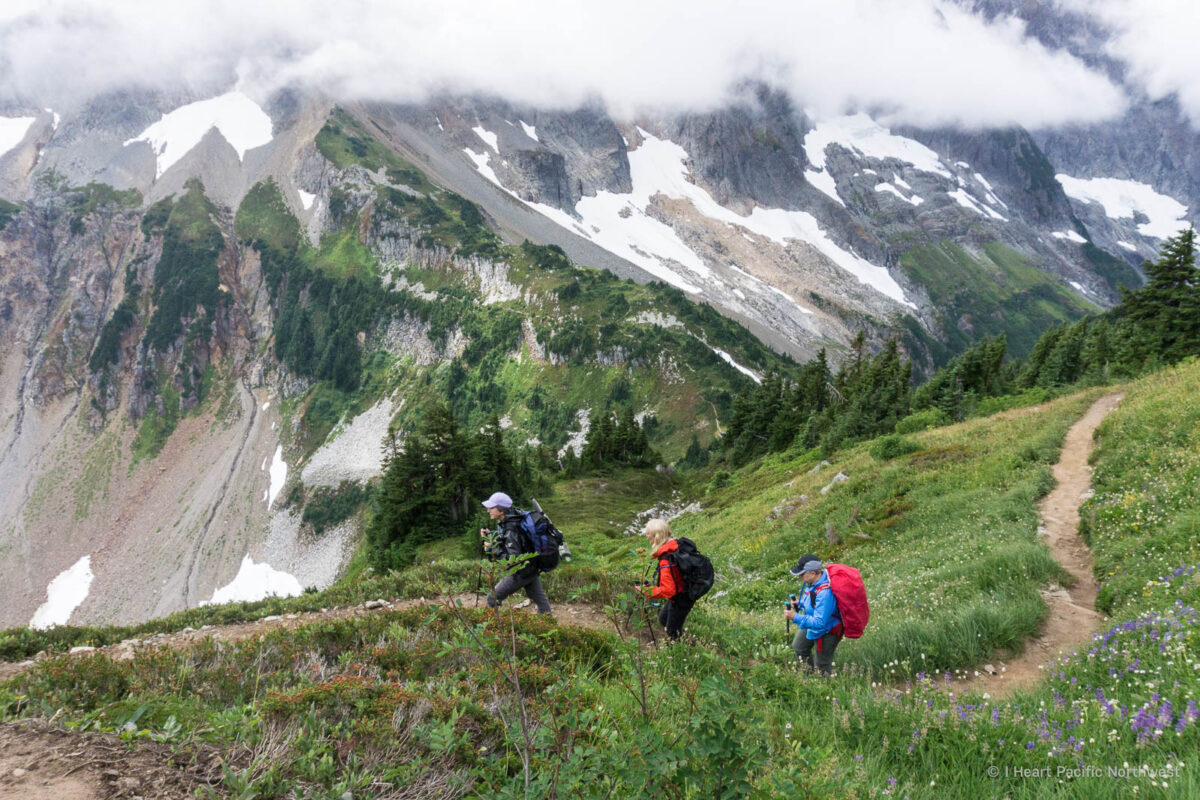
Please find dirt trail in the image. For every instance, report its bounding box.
[957,392,1124,696]
[0,721,228,800]
[0,592,624,684]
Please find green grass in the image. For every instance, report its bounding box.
[0,197,22,229]
[899,240,1097,360]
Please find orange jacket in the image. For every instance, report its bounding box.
[648,539,682,600]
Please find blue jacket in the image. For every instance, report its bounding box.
[792,570,840,639]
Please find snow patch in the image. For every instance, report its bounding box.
[1117,241,1138,252]
[29,556,94,629]
[267,445,287,508]
[875,183,923,207]
[46,108,60,130]
[302,398,396,488]
[1055,174,1189,240]
[472,125,499,152]
[124,92,272,178]
[949,188,1007,221]
[710,346,762,384]
[519,120,538,142]
[297,190,315,210]
[204,554,303,605]
[805,169,844,206]
[804,114,951,177]
[1069,280,1090,294]
[261,401,271,411]
[0,116,36,158]
[1051,230,1087,244]
[464,147,502,187]
[892,174,912,191]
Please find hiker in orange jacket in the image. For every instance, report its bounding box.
[641,519,694,640]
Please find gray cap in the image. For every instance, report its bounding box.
[789,554,822,576]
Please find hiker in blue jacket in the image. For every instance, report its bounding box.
[784,554,842,676]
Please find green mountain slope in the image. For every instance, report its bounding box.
[5,361,1197,797]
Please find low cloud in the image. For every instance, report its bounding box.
[1,0,1129,129]
[1064,0,1200,124]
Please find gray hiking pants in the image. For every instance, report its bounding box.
[792,629,841,676]
[488,570,552,614]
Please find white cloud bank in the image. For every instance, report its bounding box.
[0,0,1128,129]
[1065,0,1200,123]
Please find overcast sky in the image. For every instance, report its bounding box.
[0,0,1193,129]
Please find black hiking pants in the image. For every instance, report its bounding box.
[793,630,841,676]
[488,567,552,614]
[657,596,694,640]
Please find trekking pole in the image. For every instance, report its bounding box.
[785,594,796,642]
[474,562,483,608]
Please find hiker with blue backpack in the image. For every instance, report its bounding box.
[784,553,870,676]
[480,491,560,614]
[641,519,714,640]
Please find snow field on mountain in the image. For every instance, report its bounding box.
[29,556,94,629]
[875,182,923,206]
[803,113,951,177]
[1052,230,1087,243]
[710,346,762,383]
[472,125,498,152]
[805,167,844,206]
[204,554,304,605]
[949,187,1007,221]
[0,116,36,158]
[123,91,273,178]
[266,445,287,508]
[519,120,538,141]
[1056,174,1189,240]
[462,122,911,305]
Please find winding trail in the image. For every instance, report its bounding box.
[961,392,1124,696]
[0,592,624,684]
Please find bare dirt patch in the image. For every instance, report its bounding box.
[958,392,1124,696]
[0,721,227,800]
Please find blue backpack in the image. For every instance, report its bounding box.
[519,509,563,572]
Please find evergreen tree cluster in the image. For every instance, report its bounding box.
[366,404,541,570]
[919,227,1199,416]
[566,407,657,474]
[723,336,912,464]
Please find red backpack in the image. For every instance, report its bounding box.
[826,564,870,639]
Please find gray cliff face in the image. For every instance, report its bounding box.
[967,0,1200,229]
[667,89,813,212]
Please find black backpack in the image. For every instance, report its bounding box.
[670,537,714,601]
[519,509,563,572]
